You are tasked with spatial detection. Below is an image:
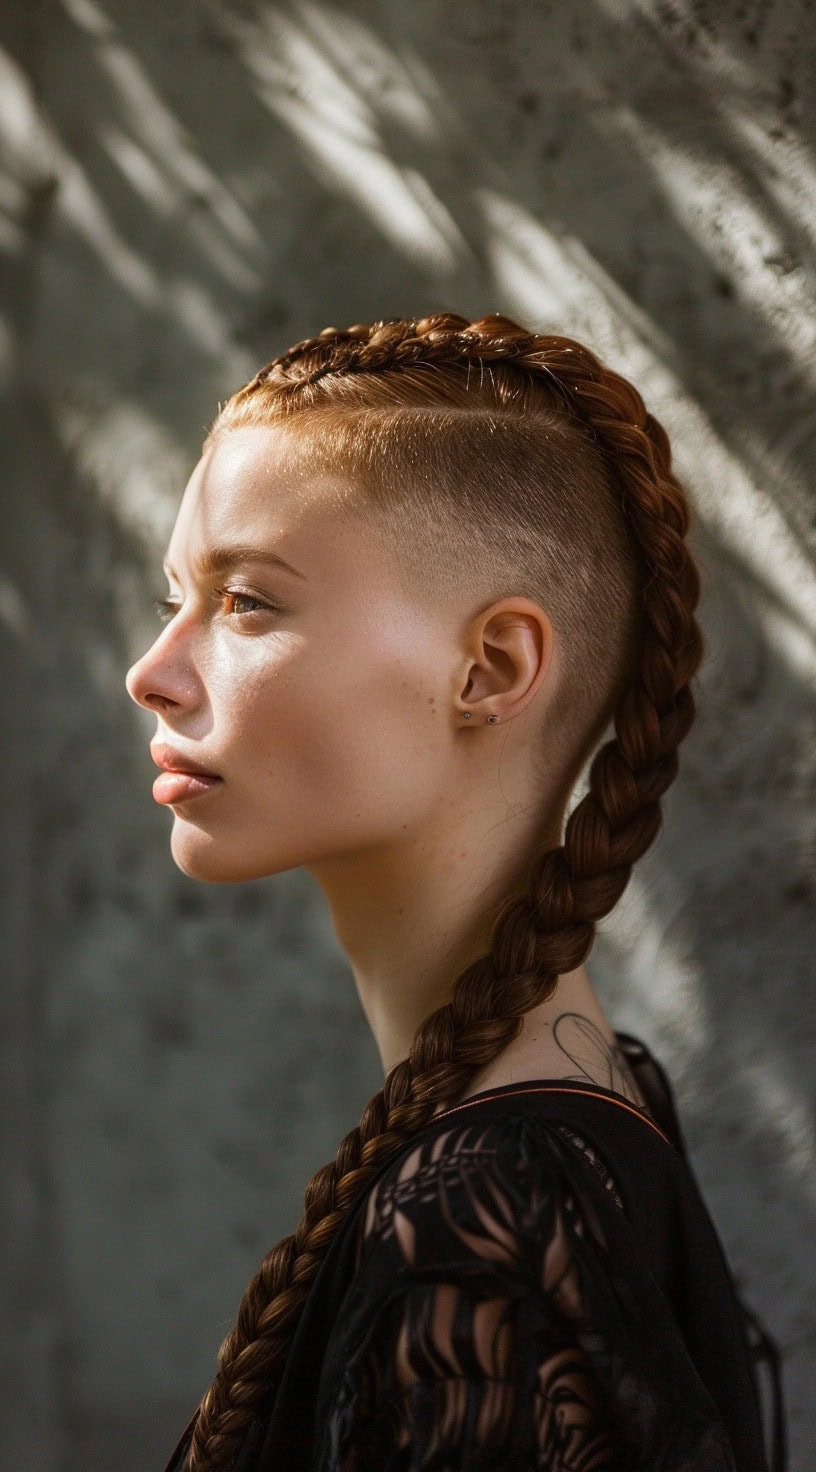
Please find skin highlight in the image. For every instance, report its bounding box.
[126,422,646,1110]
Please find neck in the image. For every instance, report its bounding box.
[305,781,615,1087]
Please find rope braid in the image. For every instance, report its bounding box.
[182,313,705,1472]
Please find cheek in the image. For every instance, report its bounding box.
[225,639,448,824]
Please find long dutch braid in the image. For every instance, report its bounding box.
[181,313,705,1471]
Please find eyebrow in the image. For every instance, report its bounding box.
[162,542,307,582]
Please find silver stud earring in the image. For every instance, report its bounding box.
[462,711,472,719]
[487,715,499,724]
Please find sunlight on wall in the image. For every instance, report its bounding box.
[61,0,266,296]
[167,276,253,367]
[744,1058,816,1205]
[0,574,32,642]
[595,869,711,1064]
[724,105,816,256]
[62,0,262,260]
[759,597,816,691]
[0,46,47,192]
[49,393,196,687]
[0,170,27,255]
[0,41,162,304]
[0,25,261,372]
[59,154,162,305]
[221,5,468,272]
[101,127,260,293]
[295,0,445,144]
[52,392,186,558]
[594,864,816,1198]
[477,186,816,663]
[101,127,177,217]
[95,41,265,299]
[610,106,816,377]
[598,875,816,1200]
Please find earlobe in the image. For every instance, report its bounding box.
[460,709,500,725]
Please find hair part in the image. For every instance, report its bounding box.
[180,312,704,1471]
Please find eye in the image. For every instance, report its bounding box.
[152,590,281,624]
[216,588,278,618]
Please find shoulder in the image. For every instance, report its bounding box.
[354,1104,618,1288]
[334,1108,624,1456]
[315,1105,740,1472]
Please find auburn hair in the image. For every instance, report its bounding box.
[180,312,705,1470]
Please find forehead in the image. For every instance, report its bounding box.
[164,423,424,612]
[164,426,362,568]
[176,423,358,536]
[163,422,472,634]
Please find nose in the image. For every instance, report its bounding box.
[125,625,201,715]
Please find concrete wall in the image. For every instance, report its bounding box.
[0,1,814,1467]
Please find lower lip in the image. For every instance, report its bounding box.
[152,771,222,805]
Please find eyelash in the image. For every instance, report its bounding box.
[153,589,278,623]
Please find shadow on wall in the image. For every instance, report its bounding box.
[0,1,813,1468]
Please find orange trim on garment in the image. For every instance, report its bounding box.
[430,1083,674,1149]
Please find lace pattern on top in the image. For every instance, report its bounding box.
[312,1108,739,1472]
[315,1116,628,1471]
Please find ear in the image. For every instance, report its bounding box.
[456,598,555,723]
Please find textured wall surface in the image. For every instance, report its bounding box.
[0,2,814,1468]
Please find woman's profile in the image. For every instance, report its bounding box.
[126,312,784,1472]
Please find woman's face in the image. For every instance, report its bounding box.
[125,424,457,883]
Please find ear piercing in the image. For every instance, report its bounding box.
[462,711,500,724]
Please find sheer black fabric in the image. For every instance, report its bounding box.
[161,1036,784,1472]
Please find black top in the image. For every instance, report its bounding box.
[163,1035,784,1472]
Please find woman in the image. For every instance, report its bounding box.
[126,313,783,1472]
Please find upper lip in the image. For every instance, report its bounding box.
[150,743,221,778]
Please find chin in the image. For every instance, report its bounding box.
[169,826,262,884]
[168,822,300,884]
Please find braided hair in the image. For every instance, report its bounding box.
[182,312,705,1471]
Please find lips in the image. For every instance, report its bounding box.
[150,743,220,778]
[152,770,221,804]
